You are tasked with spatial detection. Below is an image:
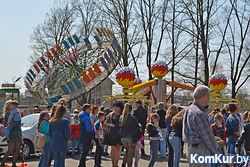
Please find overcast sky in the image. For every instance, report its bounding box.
[0,1,54,92]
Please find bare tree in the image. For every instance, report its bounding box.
[224,0,250,98]
[134,0,170,80]
[30,2,75,62]
[96,0,142,76]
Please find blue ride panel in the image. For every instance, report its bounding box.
[72,78,82,89]
[50,98,58,103]
[111,44,117,54]
[108,49,115,60]
[94,36,101,42]
[45,98,53,105]
[73,35,80,44]
[100,57,108,69]
[27,73,34,82]
[29,69,36,78]
[104,52,111,64]
[56,96,63,101]
[60,85,70,94]
[26,77,32,85]
[63,41,70,50]
[68,37,75,46]
[67,81,75,92]
[83,38,91,45]
[113,38,119,50]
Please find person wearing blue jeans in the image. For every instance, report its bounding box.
[72,137,82,155]
[159,128,167,157]
[38,142,51,167]
[169,136,181,167]
[156,102,167,158]
[54,151,66,167]
[147,113,160,167]
[149,140,160,167]
[37,112,52,167]
[49,103,71,167]
[225,103,240,160]
[168,109,185,167]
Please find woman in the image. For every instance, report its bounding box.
[49,103,71,167]
[169,109,185,167]
[1,100,22,167]
[105,101,124,167]
[37,111,51,167]
[119,103,139,167]
[50,105,57,118]
[165,104,178,167]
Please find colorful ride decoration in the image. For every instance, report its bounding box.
[209,74,228,93]
[131,77,142,86]
[151,61,168,79]
[115,67,136,88]
[25,27,122,105]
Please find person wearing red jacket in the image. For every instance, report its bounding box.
[211,114,226,142]
[70,114,82,157]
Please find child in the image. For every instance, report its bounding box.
[147,113,161,167]
[134,124,144,167]
[211,114,226,142]
[94,111,106,167]
[70,114,81,157]
[3,101,22,142]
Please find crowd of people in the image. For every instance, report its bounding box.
[0,85,249,167]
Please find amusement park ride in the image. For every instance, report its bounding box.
[24,27,240,108]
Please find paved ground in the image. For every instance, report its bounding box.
[1,140,188,167]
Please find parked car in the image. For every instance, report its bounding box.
[0,113,74,159]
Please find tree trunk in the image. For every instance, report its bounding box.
[171,0,176,104]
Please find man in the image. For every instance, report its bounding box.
[225,103,240,157]
[183,85,217,167]
[79,104,94,167]
[133,100,148,156]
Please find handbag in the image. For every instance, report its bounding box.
[101,132,110,145]
[35,132,47,148]
[132,127,142,143]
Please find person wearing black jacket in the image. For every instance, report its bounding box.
[147,113,161,167]
[236,112,250,158]
[119,103,139,167]
[133,100,147,156]
[156,102,167,158]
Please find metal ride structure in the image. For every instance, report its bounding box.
[24,27,122,105]
[209,74,241,108]
[105,61,196,105]
[106,62,241,107]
